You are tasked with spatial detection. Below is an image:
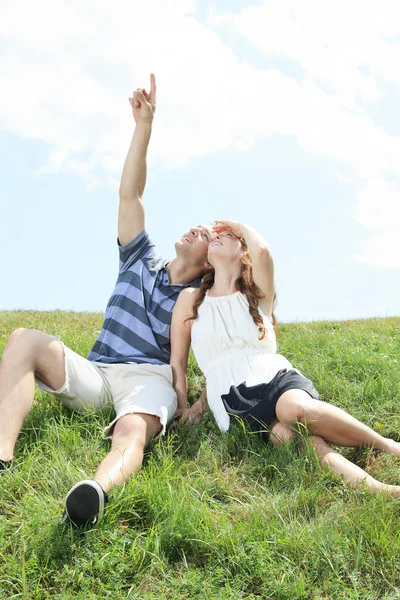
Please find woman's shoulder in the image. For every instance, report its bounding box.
[175,287,199,309]
[180,286,199,299]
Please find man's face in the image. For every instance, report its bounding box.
[178,224,215,264]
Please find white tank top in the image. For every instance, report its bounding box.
[191,291,293,432]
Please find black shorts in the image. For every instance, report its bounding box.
[221,368,320,434]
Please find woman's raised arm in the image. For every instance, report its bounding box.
[213,220,275,315]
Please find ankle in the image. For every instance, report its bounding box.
[0,452,14,462]
[93,478,109,497]
[0,459,13,471]
[382,438,396,452]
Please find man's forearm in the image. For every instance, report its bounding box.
[119,122,152,200]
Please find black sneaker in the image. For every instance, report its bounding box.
[0,459,13,473]
[62,480,108,528]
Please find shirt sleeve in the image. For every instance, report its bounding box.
[118,229,157,273]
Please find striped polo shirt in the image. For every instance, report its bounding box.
[87,229,201,365]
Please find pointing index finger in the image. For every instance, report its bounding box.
[149,73,156,103]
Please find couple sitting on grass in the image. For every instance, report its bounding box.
[1,74,400,529]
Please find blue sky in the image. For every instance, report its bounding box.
[0,0,399,323]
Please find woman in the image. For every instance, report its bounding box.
[170,220,400,497]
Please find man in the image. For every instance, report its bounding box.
[0,73,213,527]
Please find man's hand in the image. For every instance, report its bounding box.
[129,73,157,125]
[173,403,204,426]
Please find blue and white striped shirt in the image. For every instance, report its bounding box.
[87,229,200,365]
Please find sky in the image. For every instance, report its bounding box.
[0,0,399,323]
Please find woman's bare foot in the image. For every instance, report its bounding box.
[383,439,400,457]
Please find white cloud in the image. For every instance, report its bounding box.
[352,177,400,268]
[207,0,400,269]
[1,0,400,267]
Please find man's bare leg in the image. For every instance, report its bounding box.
[64,413,162,527]
[94,413,162,493]
[0,328,65,460]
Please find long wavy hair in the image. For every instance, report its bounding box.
[186,236,277,340]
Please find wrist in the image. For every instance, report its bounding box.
[177,399,189,410]
[131,122,152,148]
[194,400,205,413]
[134,118,153,130]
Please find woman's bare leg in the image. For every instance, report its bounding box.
[269,418,400,497]
[311,435,400,497]
[275,389,400,455]
[268,419,295,448]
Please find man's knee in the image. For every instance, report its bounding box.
[111,414,159,452]
[2,329,65,382]
[114,434,146,456]
[2,328,37,363]
[6,327,27,348]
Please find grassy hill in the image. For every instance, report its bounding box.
[0,311,400,599]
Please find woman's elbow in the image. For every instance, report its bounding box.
[253,244,273,263]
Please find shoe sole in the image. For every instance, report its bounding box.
[65,479,105,527]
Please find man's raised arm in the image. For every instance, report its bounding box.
[118,73,157,246]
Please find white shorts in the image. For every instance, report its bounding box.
[35,342,177,438]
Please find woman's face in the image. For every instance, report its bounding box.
[208,230,243,265]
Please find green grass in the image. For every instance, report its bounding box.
[1,311,400,599]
